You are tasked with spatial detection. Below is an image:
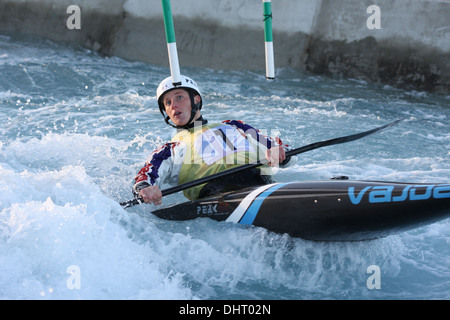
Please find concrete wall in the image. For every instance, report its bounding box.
[0,0,448,93]
[306,0,449,93]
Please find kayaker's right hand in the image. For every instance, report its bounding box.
[139,185,162,205]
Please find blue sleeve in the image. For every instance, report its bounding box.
[133,142,176,194]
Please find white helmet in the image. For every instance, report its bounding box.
[156,75,202,112]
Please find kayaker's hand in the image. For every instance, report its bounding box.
[139,185,162,205]
[265,146,286,167]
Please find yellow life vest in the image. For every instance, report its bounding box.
[171,123,267,200]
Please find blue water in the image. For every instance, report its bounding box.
[0,33,449,300]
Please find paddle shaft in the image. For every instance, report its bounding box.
[120,120,401,208]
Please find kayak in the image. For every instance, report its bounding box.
[152,180,450,241]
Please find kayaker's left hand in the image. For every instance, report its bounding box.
[265,146,286,167]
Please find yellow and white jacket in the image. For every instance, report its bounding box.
[133,120,291,200]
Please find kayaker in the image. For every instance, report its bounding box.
[132,75,292,205]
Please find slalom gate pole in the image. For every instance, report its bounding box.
[263,0,275,80]
[161,0,181,85]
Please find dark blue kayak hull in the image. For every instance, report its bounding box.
[152,180,450,241]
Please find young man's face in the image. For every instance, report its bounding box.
[162,89,200,126]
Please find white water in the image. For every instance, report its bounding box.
[0,33,449,300]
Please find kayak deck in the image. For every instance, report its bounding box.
[152,180,450,241]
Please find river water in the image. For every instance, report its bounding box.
[0,33,449,300]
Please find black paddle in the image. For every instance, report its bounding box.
[120,119,402,208]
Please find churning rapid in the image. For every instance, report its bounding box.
[0,33,449,299]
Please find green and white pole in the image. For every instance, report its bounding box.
[162,0,181,85]
[263,0,275,80]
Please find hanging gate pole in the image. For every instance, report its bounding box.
[161,0,181,85]
[263,0,275,80]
